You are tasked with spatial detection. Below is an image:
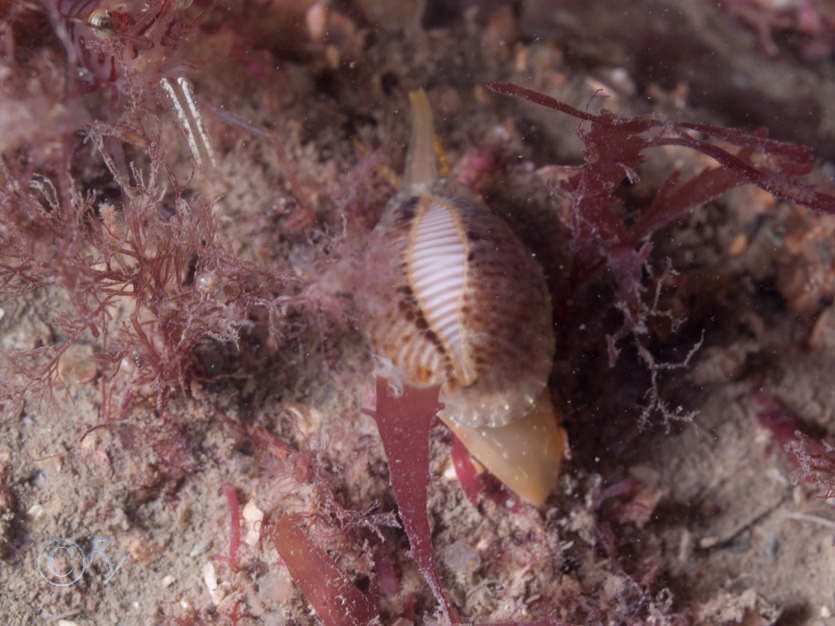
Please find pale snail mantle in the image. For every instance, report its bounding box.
[369,89,566,506]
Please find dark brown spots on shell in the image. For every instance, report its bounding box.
[398,293,419,310]
[424,328,441,348]
[417,366,433,383]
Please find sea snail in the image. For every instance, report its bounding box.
[369,89,566,506]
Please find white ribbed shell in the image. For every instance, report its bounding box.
[370,179,555,429]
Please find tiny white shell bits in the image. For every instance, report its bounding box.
[369,89,565,505]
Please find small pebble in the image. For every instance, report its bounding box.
[190,539,210,557]
[324,45,340,70]
[729,233,748,256]
[678,529,692,563]
[27,503,45,519]
[305,3,327,41]
[57,344,97,384]
[442,540,480,575]
[763,529,779,559]
[243,499,264,546]
[793,485,807,505]
[258,568,294,604]
[514,46,529,72]
[128,537,153,564]
[203,561,219,603]
[605,67,636,96]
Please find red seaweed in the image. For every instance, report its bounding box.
[365,377,454,622]
[451,433,483,507]
[487,81,835,363]
[754,395,804,450]
[271,514,378,626]
[372,546,401,596]
[368,386,568,623]
[754,394,835,496]
[220,483,241,571]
